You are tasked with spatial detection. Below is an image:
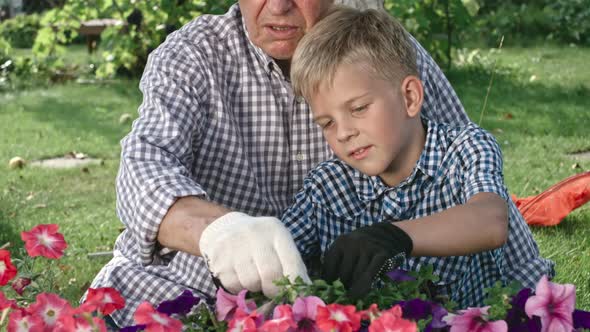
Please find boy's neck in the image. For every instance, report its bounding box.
[379,118,427,187]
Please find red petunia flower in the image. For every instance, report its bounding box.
[55,313,107,332]
[1,290,17,310]
[8,308,44,332]
[369,305,417,332]
[260,304,297,332]
[82,287,126,316]
[28,293,72,331]
[134,301,183,332]
[315,303,362,332]
[227,308,261,332]
[0,249,17,286]
[21,224,67,259]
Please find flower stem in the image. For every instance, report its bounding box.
[0,308,10,326]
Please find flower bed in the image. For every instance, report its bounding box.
[1,224,589,332]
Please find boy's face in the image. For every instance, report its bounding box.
[239,0,333,60]
[309,62,424,185]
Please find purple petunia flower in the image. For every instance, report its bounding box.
[398,298,448,331]
[119,324,146,332]
[156,290,200,316]
[505,288,542,332]
[573,309,590,330]
[386,269,416,282]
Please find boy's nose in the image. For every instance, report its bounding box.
[336,124,359,143]
[267,0,294,15]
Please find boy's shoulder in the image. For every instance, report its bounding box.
[435,121,501,157]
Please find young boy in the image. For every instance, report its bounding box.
[282,6,555,308]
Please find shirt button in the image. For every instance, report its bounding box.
[295,152,306,162]
[295,96,306,104]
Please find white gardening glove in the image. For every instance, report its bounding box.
[199,212,311,297]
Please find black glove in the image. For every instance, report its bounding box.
[321,222,413,299]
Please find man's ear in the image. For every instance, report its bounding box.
[400,75,424,118]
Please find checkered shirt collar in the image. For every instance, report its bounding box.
[353,118,445,201]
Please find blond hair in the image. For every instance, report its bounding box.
[291,6,417,100]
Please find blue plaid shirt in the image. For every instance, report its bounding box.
[281,120,555,308]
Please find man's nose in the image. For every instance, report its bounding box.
[267,0,294,15]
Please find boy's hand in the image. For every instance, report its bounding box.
[199,212,311,297]
[322,222,413,299]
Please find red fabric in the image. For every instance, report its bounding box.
[512,171,590,226]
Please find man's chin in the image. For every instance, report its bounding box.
[263,43,298,61]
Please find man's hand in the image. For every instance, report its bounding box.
[322,222,413,299]
[199,212,311,297]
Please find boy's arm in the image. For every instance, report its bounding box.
[280,186,321,262]
[394,191,508,257]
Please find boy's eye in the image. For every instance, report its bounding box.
[319,120,333,129]
[352,104,368,113]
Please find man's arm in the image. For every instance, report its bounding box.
[395,192,508,257]
[157,196,230,257]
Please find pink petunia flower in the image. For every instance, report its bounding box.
[11,277,32,296]
[20,224,67,259]
[525,275,576,332]
[28,293,72,331]
[292,296,326,332]
[315,303,362,332]
[1,290,17,310]
[447,306,507,332]
[0,249,18,286]
[259,304,297,332]
[8,309,44,332]
[133,301,183,332]
[215,288,257,321]
[369,305,417,332]
[81,287,126,316]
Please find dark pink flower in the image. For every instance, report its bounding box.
[525,275,575,332]
[215,288,257,321]
[0,249,17,286]
[11,277,32,296]
[315,303,361,332]
[133,301,183,332]
[447,306,507,332]
[21,224,67,259]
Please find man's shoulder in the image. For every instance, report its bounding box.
[160,5,243,54]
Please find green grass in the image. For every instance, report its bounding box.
[0,44,589,313]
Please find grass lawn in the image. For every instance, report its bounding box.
[1,44,589,312]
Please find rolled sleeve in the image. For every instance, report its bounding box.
[116,37,211,265]
[458,129,510,202]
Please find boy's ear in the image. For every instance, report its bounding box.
[400,75,423,118]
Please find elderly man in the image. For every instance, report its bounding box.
[89,0,470,327]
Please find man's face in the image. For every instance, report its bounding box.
[239,0,333,60]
